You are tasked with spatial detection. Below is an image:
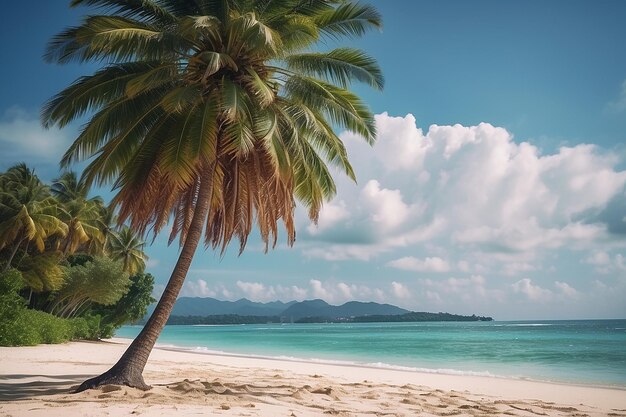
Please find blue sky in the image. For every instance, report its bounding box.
[1,1,625,319]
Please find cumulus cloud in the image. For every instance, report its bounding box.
[307,200,350,236]
[361,180,411,230]
[235,281,308,302]
[0,107,75,174]
[554,281,579,299]
[511,278,552,302]
[387,256,450,273]
[299,113,626,264]
[391,281,410,299]
[179,278,391,305]
[308,279,387,304]
[583,251,611,266]
[583,251,626,275]
[180,279,218,298]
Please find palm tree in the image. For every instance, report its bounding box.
[51,172,106,255]
[91,203,117,255]
[108,226,147,275]
[0,164,68,272]
[51,171,91,202]
[43,0,382,391]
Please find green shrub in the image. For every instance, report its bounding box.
[0,269,105,345]
[71,314,103,340]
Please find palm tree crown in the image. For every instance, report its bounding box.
[43,0,383,253]
[107,226,148,275]
[0,164,68,260]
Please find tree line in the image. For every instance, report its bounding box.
[163,312,493,325]
[0,163,155,346]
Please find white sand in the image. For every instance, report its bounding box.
[1,338,625,417]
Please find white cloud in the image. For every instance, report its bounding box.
[337,282,353,299]
[309,279,333,301]
[299,113,626,265]
[584,251,611,266]
[373,113,430,171]
[511,278,552,302]
[361,180,411,230]
[303,245,381,261]
[583,251,626,275]
[387,256,450,273]
[391,281,410,299]
[308,280,386,304]
[236,281,268,300]
[235,280,309,302]
[0,107,74,170]
[307,200,350,235]
[180,279,217,298]
[554,281,579,299]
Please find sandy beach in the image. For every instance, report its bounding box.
[1,339,625,417]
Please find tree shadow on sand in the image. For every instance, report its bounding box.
[0,374,93,400]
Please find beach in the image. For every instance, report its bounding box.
[1,339,624,417]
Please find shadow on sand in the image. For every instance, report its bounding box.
[0,374,93,400]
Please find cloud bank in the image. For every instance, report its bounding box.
[301,113,626,265]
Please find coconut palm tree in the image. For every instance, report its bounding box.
[51,172,106,255]
[43,0,382,390]
[91,203,117,255]
[107,226,147,275]
[0,164,68,272]
[51,171,92,202]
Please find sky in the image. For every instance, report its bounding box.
[1,1,625,320]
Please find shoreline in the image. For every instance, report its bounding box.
[1,339,625,416]
[112,325,626,388]
[113,336,626,392]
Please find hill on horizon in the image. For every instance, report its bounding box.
[150,297,409,320]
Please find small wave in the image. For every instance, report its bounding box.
[494,323,553,327]
[158,344,501,379]
[364,362,497,377]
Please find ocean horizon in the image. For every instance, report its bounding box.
[116,319,626,389]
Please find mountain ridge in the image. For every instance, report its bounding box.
[152,297,410,319]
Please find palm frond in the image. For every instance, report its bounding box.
[315,2,382,38]
[285,48,383,89]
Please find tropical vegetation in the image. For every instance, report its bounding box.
[0,163,155,346]
[44,0,383,391]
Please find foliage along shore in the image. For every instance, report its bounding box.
[162,312,493,325]
[0,164,155,346]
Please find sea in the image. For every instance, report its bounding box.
[115,319,626,388]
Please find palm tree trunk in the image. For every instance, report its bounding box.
[75,171,213,392]
[2,237,25,273]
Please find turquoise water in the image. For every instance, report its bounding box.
[116,320,626,388]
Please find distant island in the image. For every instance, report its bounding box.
[145,297,493,325]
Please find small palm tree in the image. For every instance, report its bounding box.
[91,203,117,255]
[0,164,68,272]
[51,171,91,202]
[107,226,147,275]
[44,0,382,390]
[52,172,106,255]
